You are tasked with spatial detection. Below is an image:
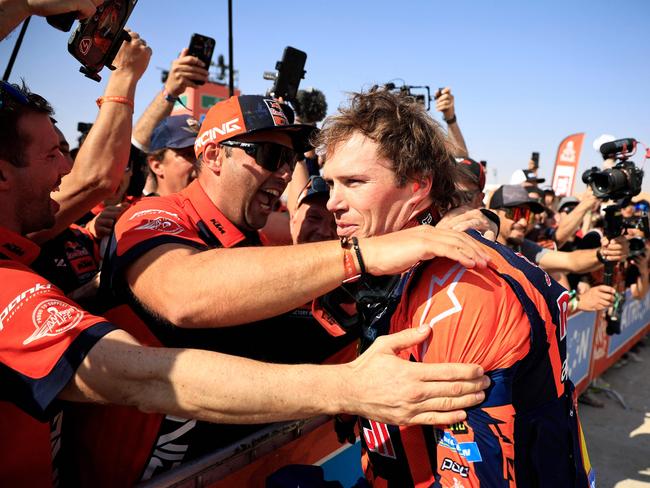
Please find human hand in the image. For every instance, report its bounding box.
[437,207,498,241]
[86,203,130,240]
[26,0,102,18]
[577,188,599,212]
[164,48,209,97]
[630,251,649,272]
[434,87,455,120]
[577,285,616,312]
[344,326,489,425]
[112,29,152,80]
[360,225,491,276]
[600,235,630,262]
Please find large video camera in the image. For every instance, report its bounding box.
[582,138,645,335]
[582,138,643,201]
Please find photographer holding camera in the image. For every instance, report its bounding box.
[0,0,102,39]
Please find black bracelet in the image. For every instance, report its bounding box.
[596,249,608,264]
[351,237,366,276]
[444,115,457,125]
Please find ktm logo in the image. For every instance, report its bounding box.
[195,118,242,150]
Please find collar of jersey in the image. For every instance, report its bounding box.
[403,207,441,229]
[0,226,40,265]
[180,180,248,248]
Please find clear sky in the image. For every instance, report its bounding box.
[2,0,648,192]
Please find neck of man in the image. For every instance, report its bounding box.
[404,198,439,228]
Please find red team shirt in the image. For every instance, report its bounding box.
[0,226,114,487]
[67,179,356,486]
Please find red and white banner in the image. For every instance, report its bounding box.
[551,133,585,197]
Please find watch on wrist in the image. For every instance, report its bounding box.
[163,90,178,104]
[444,114,457,125]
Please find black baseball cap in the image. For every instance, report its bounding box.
[489,185,544,213]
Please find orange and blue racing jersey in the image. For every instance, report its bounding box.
[359,230,594,488]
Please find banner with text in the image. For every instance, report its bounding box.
[552,133,585,196]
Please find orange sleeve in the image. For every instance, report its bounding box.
[391,259,530,371]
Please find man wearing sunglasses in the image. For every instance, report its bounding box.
[489,184,628,274]
[62,95,493,484]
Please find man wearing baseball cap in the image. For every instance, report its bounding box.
[146,114,199,197]
[67,95,491,485]
[490,184,628,273]
[290,175,337,244]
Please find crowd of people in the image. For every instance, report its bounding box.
[1,1,646,487]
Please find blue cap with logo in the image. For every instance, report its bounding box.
[149,115,199,153]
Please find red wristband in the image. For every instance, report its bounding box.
[96,96,134,112]
[342,248,361,283]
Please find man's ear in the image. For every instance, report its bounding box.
[410,175,433,203]
[147,156,164,177]
[201,143,223,175]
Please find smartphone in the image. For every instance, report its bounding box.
[272,46,307,102]
[188,33,215,85]
[531,151,540,170]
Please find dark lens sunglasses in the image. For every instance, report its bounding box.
[504,206,534,224]
[220,140,297,172]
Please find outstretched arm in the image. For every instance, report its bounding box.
[61,327,489,426]
[126,226,492,328]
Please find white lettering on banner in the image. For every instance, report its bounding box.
[0,283,52,330]
[194,118,241,151]
[560,141,577,163]
[24,299,84,345]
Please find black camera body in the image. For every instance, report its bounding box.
[47,1,138,82]
[582,160,643,201]
[582,137,643,201]
[263,46,307,104]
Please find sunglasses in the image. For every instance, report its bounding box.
[220,140,297,172]
[503,206,534,224]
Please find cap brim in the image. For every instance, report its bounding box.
[231,124,318,153]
